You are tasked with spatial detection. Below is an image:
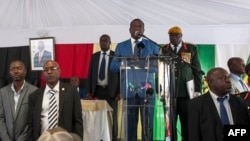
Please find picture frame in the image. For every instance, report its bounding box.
[29,37,55,71]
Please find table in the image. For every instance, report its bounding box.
[81,100,113,141]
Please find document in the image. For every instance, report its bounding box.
[186,79,195,99]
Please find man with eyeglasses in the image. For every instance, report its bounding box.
[27,60,83,141]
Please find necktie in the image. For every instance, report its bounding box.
[48,89,58,129]
[173,47,177,54]
[99,52,106,80]
[134,40,139,56]
[38,52,42,63]
[239,79,248,91]
[217,96,230,125]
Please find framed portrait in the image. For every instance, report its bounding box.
[29,37,55,71]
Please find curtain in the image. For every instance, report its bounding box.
[0,46,41,88]
[40,44,94,86]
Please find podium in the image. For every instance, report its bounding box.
[115,55,175,141]
[81,100,113,141]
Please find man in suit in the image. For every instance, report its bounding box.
[0,60,37,141]
[27,60,83,141]
[33,40,52,67]
[160,26,203,141]
[70,76,86,99]
[110,19,159,141]
[227,57,250,94]
[86,34,120,141]
[188,67,250,141]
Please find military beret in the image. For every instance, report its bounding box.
[168,26,182,34]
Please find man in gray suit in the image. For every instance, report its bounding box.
[0,60,37,141]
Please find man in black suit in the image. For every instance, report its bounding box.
[86,34,120,141]
[188,67,250,141]
[33,41,52,67]
[27,60,83,141]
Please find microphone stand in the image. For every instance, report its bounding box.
[144,94,151,141]
[140,33,204,141]
[140,34,162,49]
[140,33,177,140]
[140,33,205,75]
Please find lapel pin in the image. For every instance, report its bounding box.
[62,88,65,91]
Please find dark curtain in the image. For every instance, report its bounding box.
[1,44,93,89]
[0,46,41,88]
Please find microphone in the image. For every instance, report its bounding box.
[137,41,145,49]
[135,31,143,37]
[144,88,154,104]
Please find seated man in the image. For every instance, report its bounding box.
[70,76,86,99]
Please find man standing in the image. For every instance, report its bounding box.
[160,26,202,141]
[86,34,120,141]
[33,41,52,67]
[27,60,83,141]
[227,57,250,93]
[188,67,250,141]
[0,60,37,141]
[110,19,159,141]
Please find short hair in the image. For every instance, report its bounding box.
[37,131,73,141]
[37,127,82,141]
[130,18,144,27]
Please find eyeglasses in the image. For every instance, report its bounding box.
[43,67,58,72]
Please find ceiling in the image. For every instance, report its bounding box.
[1,0,250,47]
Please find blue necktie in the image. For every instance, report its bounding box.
[99,52,106,80]
[134,40,139,56]
[217,96,230,125]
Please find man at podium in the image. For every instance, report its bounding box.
[110,18,159,141]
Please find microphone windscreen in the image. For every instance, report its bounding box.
[146,88,154,95]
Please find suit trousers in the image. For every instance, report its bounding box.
[126,94,155,141]
[175,97,189,141]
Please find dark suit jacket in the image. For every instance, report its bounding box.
[27,82,83,141]
[33,50,52,67]
[188,92,250,141]
[86,51,119,98]
[0,82,37,141]
[161,42,202,97]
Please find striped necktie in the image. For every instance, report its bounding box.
[48,89,58,129]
